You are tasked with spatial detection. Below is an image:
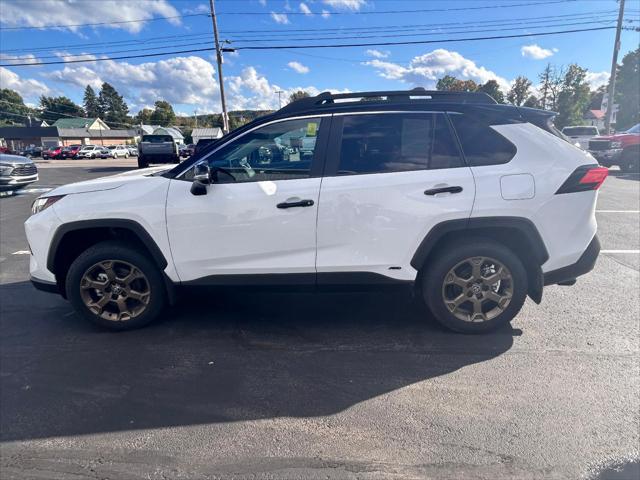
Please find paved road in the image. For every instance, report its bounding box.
[1,165,638,479]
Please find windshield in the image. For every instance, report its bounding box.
[142,135,173,143]
[562,127,598,136]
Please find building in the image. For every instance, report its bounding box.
[152,126,184,144]
[191,127,223,144]
[0,126,60,151]
[584,110,606,131]
[52,117,109,130]
[58,128,139,146]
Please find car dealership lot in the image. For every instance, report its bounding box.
[0,164,638,479]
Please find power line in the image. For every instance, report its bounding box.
[4,17,633,62]
[0,25,619,67]
[0,0,575,30]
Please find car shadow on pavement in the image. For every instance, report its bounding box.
[0,281,515,442]
[608,170,640,181]
[86,167,135,174]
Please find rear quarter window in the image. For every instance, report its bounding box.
[449,114,517,167]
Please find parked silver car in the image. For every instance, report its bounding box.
[0,154,39,190]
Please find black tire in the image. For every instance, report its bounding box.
[422,238,528,334]
[66,241,166,331]
[173,154,180,164]
[619,150,639,174]
[138,156,149,169]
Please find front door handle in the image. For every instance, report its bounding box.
[424,186,463,196]
[277,199,315,209]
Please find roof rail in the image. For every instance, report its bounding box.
[277,87,496,114]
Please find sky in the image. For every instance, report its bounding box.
[0,0,639,116]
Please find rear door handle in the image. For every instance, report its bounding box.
[277,199,315,209]
[424,186,463,196]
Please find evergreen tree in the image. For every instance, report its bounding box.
[98,82,129,127]
[556,64,591,129]
[134,108,153,124]
[0,88,32,125]
[39,95,84,122]
[614,47,639,130]
[507,76,532,106]
[523,95,540,108]
[149,100,176,126]
[477,80,505,103]
[83,85,101,118]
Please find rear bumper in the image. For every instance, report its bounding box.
[544,235,600,286]
[588,149,622,166]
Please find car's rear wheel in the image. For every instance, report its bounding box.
[138,156,149,168]
[66,241,166,330]
[422,239,528,333]
[619,150,639,173]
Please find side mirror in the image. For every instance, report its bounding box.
[191,161,210,196]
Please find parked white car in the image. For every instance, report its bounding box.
[561,126,600,149]
[106,145,130,159]
[76,145,102,159]
[26,89,607,333]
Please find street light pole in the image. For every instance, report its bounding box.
[276,90,284,109]
[209,0,229,134]
[604,0,626,134]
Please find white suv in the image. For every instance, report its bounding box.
[26,90,607,333]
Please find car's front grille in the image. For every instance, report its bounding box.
[588,140,611,151]
[11,164,37,176]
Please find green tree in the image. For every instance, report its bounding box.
[134,108,153,124]
[0,88,32,125]
[98,82,129,126]
[288,90,310,103]
[523,95,540,108]
[39,95,84,122]
[436,75,478,92]
[556,64,591,129]
[507,76,532,106]
[149,100,176,126]
[614,47,639,130]
[83,85,101,118]
[477,80,505,103]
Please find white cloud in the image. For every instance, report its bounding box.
[365,49,509,91]
[521,44,557,60]
[0,0,180,33]
[323,0,367,10]
[0,53,42,66]
[365,49,390,59]
[321,10,331,18]
[586,71,610,89]
[182,3,209,14]
[299,2,312,15]
[287,61,310,74]
[270,12,290,24]
[0,67,51,101]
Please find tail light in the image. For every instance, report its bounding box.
[556,165,608,194]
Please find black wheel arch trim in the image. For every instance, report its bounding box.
[410,216,549,270]
[46,219,169,274]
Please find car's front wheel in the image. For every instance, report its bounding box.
[422,239,528,333]
[619,150,639,174]
[66,241,166,330]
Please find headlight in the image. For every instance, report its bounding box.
[611,141,623,148]
[0,166,13,175]
[31,195,65,215]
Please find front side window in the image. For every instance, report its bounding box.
[337,113,463,175]
[205,117,322,183]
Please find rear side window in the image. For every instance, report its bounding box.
[337,113,463,175]
[449,114,516,166]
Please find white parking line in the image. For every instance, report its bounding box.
[601,250,640,254]
[596,210,640,213]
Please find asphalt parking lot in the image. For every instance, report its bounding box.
[0,161,638,479]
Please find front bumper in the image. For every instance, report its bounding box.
[544,235,600,286]
[30,276,60,294]
[588,148,623,166]
[0,173,38,187]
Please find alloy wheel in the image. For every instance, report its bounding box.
[79,260,151,321]
[442,256,514,323]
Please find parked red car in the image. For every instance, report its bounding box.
[42,146,63,159]
[61,145,82,159]
[588,123,640,173]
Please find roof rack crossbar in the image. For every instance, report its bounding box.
[277,88,496,114]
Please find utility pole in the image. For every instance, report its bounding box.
[605,0,625,134]
[276,90,284,109]
[209,0,229,134]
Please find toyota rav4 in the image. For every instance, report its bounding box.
[26,89,607,333]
